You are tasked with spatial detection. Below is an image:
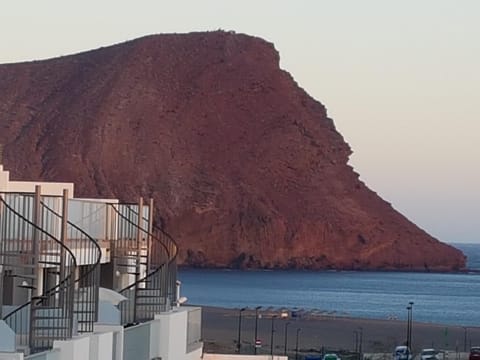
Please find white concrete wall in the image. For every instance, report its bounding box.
[89,331,113,360]
[52,330,119,360]
[7,181,74,196]
[123,322,151,360]
[0,320,16,352]
[25,349,60,360]
[0,164,74,196]
[0,165,9,191]
[151,307,203,360]
[97,302,121,325]
[109,307,203,360]
[6,181,73,196]
[53,335,90,360]
[0,353,24,360]
[94,324,124,360]
[2,308,205,360]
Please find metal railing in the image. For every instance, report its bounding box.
[1,191,178,353]
[41,197,102,333]
[148,218,178,314]
[0,192,76,354]
[109,202,178,325]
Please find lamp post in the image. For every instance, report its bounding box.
[406,305,412,349]
[254,306,262,355]
[408,302,414,352]
[295,328,302,360]
[237,307,246,353]
[354,330,359,353]
[270,315,277,356]
[284,321,291,356]
[463,327,468,353]
[406,301,414,354]
[358,327,363,360]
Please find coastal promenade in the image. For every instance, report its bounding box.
[202,306,480,358]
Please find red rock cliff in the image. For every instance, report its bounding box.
[0,31,465,271]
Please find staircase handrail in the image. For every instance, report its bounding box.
[1,195,78,318]
[40,201,102,286]
[108,203,178,324]
[123,204,178,265]
[109,204,170,291]
[40,201,102,332]
[0,194,77,353]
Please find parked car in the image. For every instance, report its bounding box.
[394,346,412,360]
[469,347,480,360]
[420,348,439,360]
[323,353,341,360]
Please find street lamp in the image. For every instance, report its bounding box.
[406,301,414,354]
[237,307,246,353]
[406,305,411,348]
[354,330,359,353]
[295,328,302,360]
[254,306,262,355]
[358,327,363,360]
[408,302,414,352]
[270,315,277,356]
[463,327,468,353]
[284,321,291,356]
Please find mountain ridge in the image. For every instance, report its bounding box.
[0,31,465,271]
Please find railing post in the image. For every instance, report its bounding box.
[29,185,42,351]
[147,198,154,270]
[108,204,119,291]
[32,185,42,297]
[0,194,4,309]
[60,189,68,296]
[133,197,143,323]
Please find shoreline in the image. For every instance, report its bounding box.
[179,266,480,274]
[199,303,477,328]
[200,305,480,356]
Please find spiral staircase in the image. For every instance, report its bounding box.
[0,186,178,354]
[109,201,178,325]
[0,189,101,354]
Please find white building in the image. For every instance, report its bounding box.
[0,161,202,360]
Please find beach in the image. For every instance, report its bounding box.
[201,306,480,358]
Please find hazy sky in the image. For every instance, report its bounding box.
[1,1,478,244]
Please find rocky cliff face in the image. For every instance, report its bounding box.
[0,31,465,271]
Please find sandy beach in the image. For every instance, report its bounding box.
[201,306,480,358]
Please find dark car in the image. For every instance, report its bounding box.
[470,347,480,360]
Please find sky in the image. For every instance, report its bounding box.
[0,1,478,244]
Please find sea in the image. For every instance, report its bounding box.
[178,243,480,327]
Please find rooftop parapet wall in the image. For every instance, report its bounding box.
[0,164,74,196]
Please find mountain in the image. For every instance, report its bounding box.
[0,31,465,271]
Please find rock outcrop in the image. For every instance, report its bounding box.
[0,31,465,271]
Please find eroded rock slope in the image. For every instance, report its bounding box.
[0,31,465,271]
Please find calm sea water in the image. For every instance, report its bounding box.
[178,243,480,326]
[454,243,480,270]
